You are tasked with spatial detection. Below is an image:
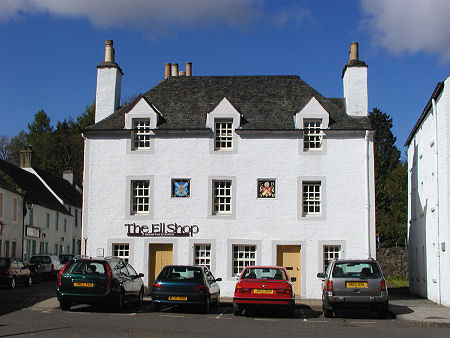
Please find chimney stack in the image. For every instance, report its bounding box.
[19,146,34,168]
[342,42,368,117]
[63,170,74,185]
[95,39,123,123]
[171,63,179,76]
[186,62,192,76]
[164,63,171,79]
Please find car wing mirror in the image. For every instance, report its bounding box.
[291,277,297,282]
[215,277,222,282]
[317,273,326,279]
[138,273,144,278]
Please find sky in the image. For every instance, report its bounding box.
[1,0,449,154]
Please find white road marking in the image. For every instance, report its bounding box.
[160,314,184,318]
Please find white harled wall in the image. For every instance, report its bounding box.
[83,126,375,298]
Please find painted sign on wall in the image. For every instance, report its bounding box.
[125,222,199,237]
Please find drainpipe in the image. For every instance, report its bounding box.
[432,98,441,304]
[365,130,372,258]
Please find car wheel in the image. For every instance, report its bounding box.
[377,301,389,319]
[215,295,220,309]
[25,275,32,287]
[60,301,72,311]
[10,277,16,289]
[202,297,210,314]
[136,288,144,306]
[287,305,295,318]
[115,290,124,312]
[152,302,160,312]
[233,302,242,316]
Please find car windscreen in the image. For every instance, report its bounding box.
[66,261,107,275]
[332,262,382,278]
[159,266,203,282]
[242,268,287,280]
[0,258,10,268]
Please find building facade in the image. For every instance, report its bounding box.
[0,152,82,261]
[405,75,450,306]
[82,40,375,298]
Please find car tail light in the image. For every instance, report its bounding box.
[194,285,208,293]
[380,280,387,292]
[105,263,112,290]
[51,263,55,271]
[4,268,11,275]
[153,282,162,289]
[234,283,251,294]
[326,280,333,292]
[57,262,70,287]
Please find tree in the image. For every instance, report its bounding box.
[0,135,9,160]
[369,108,408,247]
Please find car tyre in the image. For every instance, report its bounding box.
[287,305,295,318]
[60,301,71,311]
[115,290,124,312]
[233,302,242,316]
[25,275,32,287]
[214,295,220,309]
[136,288,144,306]
[202,297,210,314]
[377,301,389,319]
[10,277,16,290]
[152,301,160,312]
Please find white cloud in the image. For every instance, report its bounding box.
[0,0,263,30]
[361,0,450,61]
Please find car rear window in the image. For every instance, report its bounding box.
[332,262,382,278]
[159,266,203,282]
[242,268,287,280]
[67,261,107,275]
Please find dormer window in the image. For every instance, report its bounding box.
[133,118,151,150]
[303,119,322,151]
[214,119,233,151]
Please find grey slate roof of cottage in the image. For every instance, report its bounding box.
[86,75,371,131]
[0,159,70,215]
[33,167,82,208]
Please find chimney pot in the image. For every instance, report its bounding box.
[349,42,359,61]
[105,40,114,63]
[186,62,192,76]
[165,63,171,79]
[171,63,179,76]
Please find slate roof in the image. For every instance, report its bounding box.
[33,167,82,208]
[0,159,70,215]
[86,76,371,132]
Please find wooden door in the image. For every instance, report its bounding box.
[148,244,173,286]
[277,245,301,295]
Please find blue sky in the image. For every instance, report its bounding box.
[1,0,449,154]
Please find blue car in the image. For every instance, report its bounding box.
[151,265,221,313]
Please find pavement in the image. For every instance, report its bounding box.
[29,287,450,328]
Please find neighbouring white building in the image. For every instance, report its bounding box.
[0,150,82,261]
[405,75,450,306]
[82,40,375,298]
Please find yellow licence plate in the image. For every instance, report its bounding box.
[346,282,368,288]
[73,282,94,287]
[253,289,274,294]
[168,296,187,301]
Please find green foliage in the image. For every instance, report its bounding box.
[369,108,408,247]
[3,103,95,186]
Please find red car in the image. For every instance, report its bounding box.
[233,266,296,316]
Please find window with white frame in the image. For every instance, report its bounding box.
[303,119,322,150]
[194,244,211,269]
[132,118,151,150]
[131,180,150,214]
[232,245,256,276]
[324,245,341,271]
[213,180,232,215]
[214,119,233,151]
[302,182,321,216]
[113,243,130,262]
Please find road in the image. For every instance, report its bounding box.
[0,293,449,337]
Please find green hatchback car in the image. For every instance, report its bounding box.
[56,256,145,312]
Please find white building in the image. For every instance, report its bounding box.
[0,150,82,261]
[82,40,375,298]
[405,75,450,306]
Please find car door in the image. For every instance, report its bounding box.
[16,259,27,283]
[204,267,220,299]
[10,259,20,283]
[126,264,142,296]
[116,261,133,298]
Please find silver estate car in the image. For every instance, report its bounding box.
[317,259,389,318]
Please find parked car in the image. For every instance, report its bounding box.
[29,255,64,279]
[232,266,296,316]
[56,256,145,312]
[0,257,33,289]
[59,254,75,265]
[151,265,221,313]
[317,258,389,318]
